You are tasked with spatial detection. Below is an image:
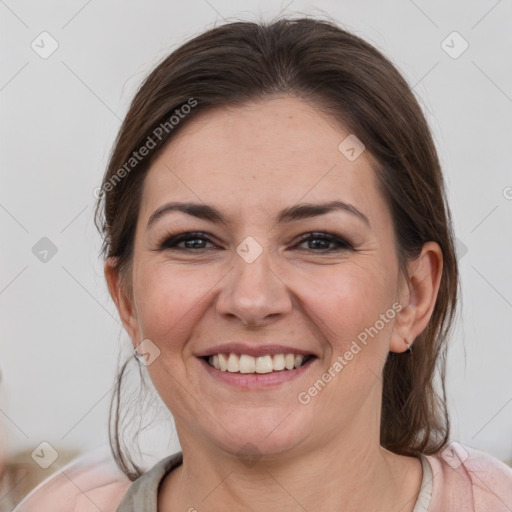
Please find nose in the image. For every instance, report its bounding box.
[216,247,293,327]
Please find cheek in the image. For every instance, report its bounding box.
[132,262,214,351]
[131,263,214,410]
[309,261,396,349]
[302,264,397,416]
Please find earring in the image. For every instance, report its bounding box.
[404,338,413,353]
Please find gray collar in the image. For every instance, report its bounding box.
[116,452,183,512]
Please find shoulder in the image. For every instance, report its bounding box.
[12,446,132,512]
[425,442,512,511]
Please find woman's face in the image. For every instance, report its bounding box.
[113,96,413,459]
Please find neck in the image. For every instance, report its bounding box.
[158,417,422,511]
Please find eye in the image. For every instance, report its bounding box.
[294,232,353,252]
[158,232,216,251]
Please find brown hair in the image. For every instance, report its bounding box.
[95,16,459,480]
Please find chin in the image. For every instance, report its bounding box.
[198,407,312,461]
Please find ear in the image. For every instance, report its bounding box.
[390,241,443,353]
[104,257,140,345]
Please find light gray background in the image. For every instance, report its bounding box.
[1,0,511,468]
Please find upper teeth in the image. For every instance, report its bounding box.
[208,353,307,373]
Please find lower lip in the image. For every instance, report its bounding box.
[199,357,316,389]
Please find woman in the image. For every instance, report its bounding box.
[14,16,512,512]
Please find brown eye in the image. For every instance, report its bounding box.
[159,232,216,250]
[295,232,353,252]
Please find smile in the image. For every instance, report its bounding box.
[205,353,316,373]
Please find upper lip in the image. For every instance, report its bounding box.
[197,343,317,358]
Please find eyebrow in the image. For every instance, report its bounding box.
[146,200,371,229]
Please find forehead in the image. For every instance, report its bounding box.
[140,96,387,225]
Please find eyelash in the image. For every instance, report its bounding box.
[158,231,353,253]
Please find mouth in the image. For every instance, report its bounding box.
[201,353,317,374]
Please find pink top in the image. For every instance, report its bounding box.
[12,442,512,511]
